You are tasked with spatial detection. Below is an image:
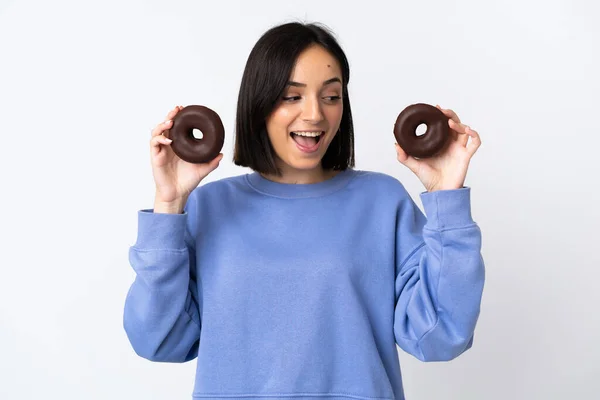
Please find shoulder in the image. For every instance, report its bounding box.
[350,169,411,197]
[192,173,249,196]
[184,173,250,209]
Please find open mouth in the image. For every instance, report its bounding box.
[290,131,325,148]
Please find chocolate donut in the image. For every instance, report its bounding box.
[393,103,450,158]
[169,105,225,164]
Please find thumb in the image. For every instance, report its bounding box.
[195,153,223,179]
[206,153,224,171]
[213,152,224,165]
[395,143,420,174]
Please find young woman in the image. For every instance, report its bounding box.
[124,22,484,400]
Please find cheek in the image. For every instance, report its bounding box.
[268,107,295,130]
[325,104,343,126]
[266,108,294,146]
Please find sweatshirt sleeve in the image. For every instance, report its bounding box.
[393,186,485,362]
[123,192,201,363]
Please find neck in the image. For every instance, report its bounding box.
[260,163,338,184]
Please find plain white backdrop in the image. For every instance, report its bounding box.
[1,0,598,399]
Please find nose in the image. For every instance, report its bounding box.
[301,95,324,124]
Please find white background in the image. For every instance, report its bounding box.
[1,0,598,399]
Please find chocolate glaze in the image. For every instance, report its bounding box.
[394,103,450,158]
[169,105,225,164]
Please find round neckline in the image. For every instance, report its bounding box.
[245,168,357,199]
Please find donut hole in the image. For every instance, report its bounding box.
[416,123,427,136]
[192,128,204,140]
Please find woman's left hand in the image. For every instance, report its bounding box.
[395,105,481,192]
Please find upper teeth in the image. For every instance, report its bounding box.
[293,131,323,137]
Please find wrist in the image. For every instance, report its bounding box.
[427,181,465,192]
[153,198,187,214]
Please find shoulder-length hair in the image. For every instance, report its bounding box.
[233,21,355,175]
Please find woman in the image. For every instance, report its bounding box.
[123,21,485,400]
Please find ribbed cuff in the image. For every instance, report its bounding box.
[133,209,188,249]
[419,186,474,230]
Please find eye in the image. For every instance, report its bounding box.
[282,96,301,102]
[323,96,341,103]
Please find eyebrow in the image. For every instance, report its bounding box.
[287,77,342,87]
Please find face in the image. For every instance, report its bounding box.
[265,44,344,177]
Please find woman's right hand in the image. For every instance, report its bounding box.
[150,105,223,208]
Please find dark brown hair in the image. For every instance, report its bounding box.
[233,21,355,175]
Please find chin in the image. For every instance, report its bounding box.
[288,158,324,171]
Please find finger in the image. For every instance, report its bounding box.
[150,135,172,158]
[436,104,461,123]
[213,152,224,163]
[448,119,470,133]
[209,153,224,168]
[395,143,420,174]
[465,127,481,156]
[195,153,224,175]
[448,119,471,146]
[150,134,173,150]
[165,105,181,121]
[205,153,224,169]
[151,119,172,137]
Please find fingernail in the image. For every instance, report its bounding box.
[165,138,172,142]
[165,119,171,124]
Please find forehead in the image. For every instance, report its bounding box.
[290,45,342,81]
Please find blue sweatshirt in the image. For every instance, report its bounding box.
[123,168,485,400]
